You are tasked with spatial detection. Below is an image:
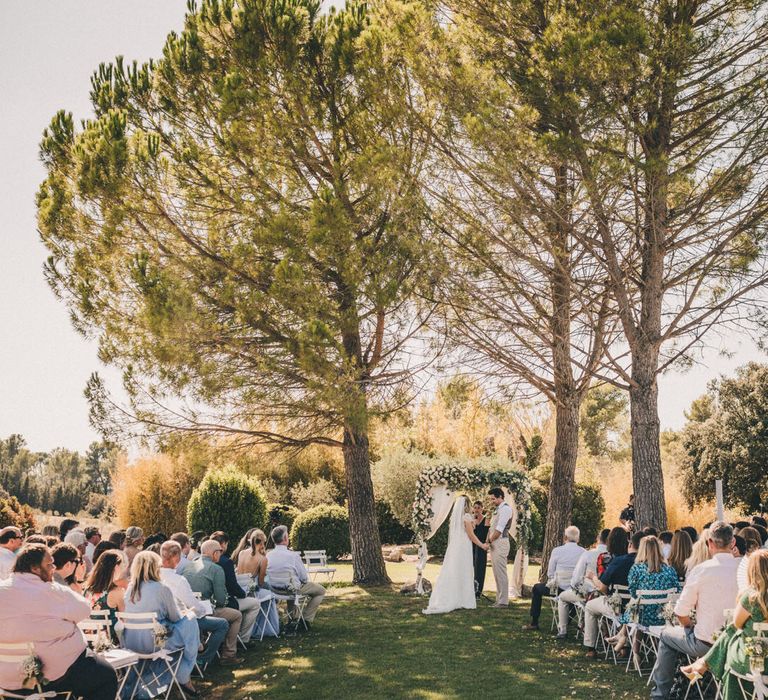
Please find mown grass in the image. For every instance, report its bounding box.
[200,562,646,700]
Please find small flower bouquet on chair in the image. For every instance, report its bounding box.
[21,653,47,689]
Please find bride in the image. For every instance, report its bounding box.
[423,496,489,614]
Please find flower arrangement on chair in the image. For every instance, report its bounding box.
[152,620,169,651]
[744,637,767,674]
[20,653,46,689]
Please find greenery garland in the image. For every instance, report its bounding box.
[412,463,533,545]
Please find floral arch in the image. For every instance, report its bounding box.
[411,463,533,596]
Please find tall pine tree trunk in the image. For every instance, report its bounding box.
[342,422,390,585]
[539,163,582,579]
[629,348,667,529]
[540,398,580,580]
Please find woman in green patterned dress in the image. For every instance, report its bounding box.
[681,550,768,700]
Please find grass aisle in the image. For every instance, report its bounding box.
[203,577,647,699]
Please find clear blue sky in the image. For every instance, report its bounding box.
[0,1,761,453]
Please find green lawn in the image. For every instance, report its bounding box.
[200,562,647,699]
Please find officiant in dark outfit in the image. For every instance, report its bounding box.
[471,500,490,596]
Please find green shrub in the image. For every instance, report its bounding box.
[0,495,36,531]
[426,516,450,557]
[264,503,300,538]
[528,483,605,552]
[187,467,267,548]
[289,478,341,511]
[571,484,605,546]
[376,501,414,545]
[291,504,350,559]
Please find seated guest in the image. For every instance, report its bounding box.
[684,528,712,576]
[159,540,229,668]
[582,531,641,657]
[752,523,768,547]
[524,526,585,632]
[668,529,693,581]
[267,525,326,628]
[41,525,59,538]
[108,529,127,550]
[210,531,261,641]
[649,521,740,700]
[596,527,629,577]
[0,526,22,580]
[681,549,768,698]
[182,539,243,665]
[609,536,681,652]
[170,532,192,574]
[236,529,269,588]
[659,531,673,560]
[51,542,86,593]
[143,532,167,551]
[92,540,119,563]
[0,544,118,699]
[84,526,101,562]
[736,526,764,591]
[188,531,207,562]
[83,550,128,637]
[556,528,610,639]
[124,551,200,697]
[231,528,260,565]
[65,529,92,574]
[58,518,79,542]
[124,526,145,568]
[681,525,699,544]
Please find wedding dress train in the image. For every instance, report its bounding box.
[423,496,477,614]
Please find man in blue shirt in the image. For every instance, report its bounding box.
[582,531,642,656]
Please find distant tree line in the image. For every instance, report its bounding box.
[0,434,118,515]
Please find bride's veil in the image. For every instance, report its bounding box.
[445,496,467,557]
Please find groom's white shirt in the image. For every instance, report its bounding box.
[547,541,586,589]
[493,502,513,534]
[570,543,607,592]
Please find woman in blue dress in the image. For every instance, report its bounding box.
[123,551,200,698]
[609,536,681,654]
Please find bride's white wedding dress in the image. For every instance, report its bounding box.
[423,497,477,614]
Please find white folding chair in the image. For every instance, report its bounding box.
[252,589,280,641]
[625,588,679,676]
[116,611,186,700]
[269,569,310,633]
[547,565,577,632]
[0,641,71,699]
[596,585,631,662]
[302,550,336,583]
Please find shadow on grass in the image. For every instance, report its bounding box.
[202,587,647,699]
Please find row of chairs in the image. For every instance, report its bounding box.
[554,585,768,700]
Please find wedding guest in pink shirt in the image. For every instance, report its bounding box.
[0,544,117,700]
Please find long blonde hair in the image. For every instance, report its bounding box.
[747,550,768,619]
[685,528,711,574]
[129,551,161,603]
[668,530,693,579]
[637,535,663,574]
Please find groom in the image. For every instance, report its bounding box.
[487,487,513,608]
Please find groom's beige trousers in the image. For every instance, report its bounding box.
[490,537,510,605]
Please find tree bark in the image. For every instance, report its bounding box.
[539,398,580,581]
[629,350,667,529]
[539,162,583,580]
[342,423,390,585]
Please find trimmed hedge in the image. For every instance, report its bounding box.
[376,500,414,545]
[187,467,267,548]
[528,483,605,551]
[264,503,300,539]
[291,504,350,559]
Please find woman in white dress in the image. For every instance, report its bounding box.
[423,496,489,614]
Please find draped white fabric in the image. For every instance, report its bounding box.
[424,485,456,539]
